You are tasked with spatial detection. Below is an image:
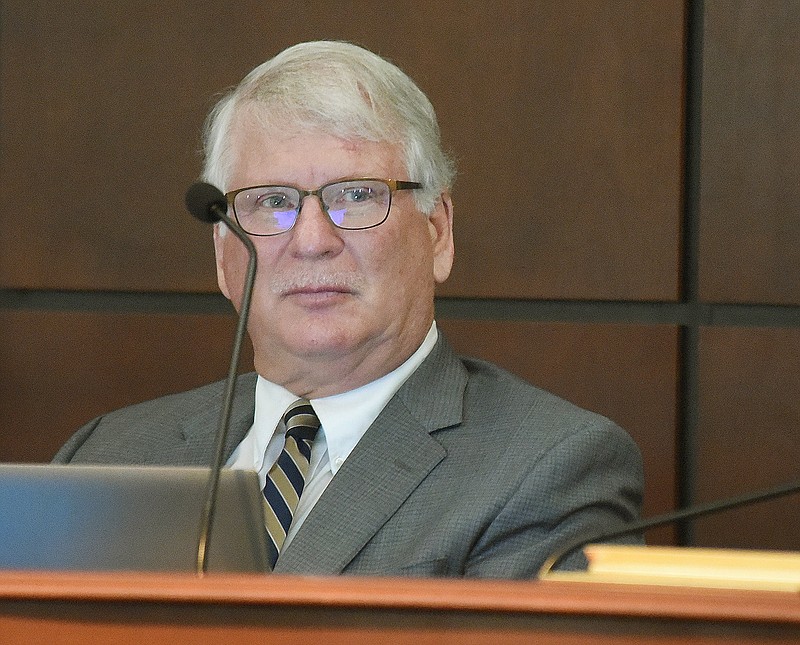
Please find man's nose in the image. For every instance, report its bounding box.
[288,194,345,256]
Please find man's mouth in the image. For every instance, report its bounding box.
[284,284,353,296]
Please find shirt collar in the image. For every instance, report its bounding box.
[254,321,439,475]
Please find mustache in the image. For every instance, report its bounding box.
[269,270,365,294]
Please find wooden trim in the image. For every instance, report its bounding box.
[1,571,798,623]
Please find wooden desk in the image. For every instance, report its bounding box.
[1,571,799,644]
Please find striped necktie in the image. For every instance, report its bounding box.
[263,398,321,567]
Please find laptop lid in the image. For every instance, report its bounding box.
[0,463,269,573]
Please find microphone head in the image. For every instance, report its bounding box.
[185,182,227,223]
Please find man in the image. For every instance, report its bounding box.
[55,41,643,578]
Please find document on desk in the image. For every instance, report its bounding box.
[545,545,800,591]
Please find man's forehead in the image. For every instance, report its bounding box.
[228,122,406,185]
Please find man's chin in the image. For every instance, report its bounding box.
[277,329,367,362]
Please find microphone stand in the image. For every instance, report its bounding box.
[192,197,258,575]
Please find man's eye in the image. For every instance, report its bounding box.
[343,187,374,202]
[257,193,289,209]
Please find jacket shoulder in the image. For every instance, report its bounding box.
[53,374,257,464]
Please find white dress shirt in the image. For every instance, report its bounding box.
[227,322,438,548]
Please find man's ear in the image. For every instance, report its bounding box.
[429,193,454,284]
[213,224,232,300]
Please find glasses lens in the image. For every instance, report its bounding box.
[322,180,391,230]
[233,186,300,235]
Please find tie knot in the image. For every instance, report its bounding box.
[283,398,321,442]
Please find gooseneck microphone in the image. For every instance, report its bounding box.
[185,181,258,574]
[538,477,800,578]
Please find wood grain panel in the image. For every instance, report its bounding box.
[699,1,800,304]
[430,2,684,301]
[0,310,252,463]
[2,572,800,643]
[1,1,683,300]
[438,319,679,545]
[695,327,800,550]
[0,2,230,291]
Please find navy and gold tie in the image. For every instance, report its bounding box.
[263,399,321,567]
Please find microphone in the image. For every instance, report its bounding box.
[185,181,229,223]
[185,181,258,575]
[538,478,800,578]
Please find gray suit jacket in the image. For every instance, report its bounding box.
[54,335,643,578]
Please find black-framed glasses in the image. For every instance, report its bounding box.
[225,178,422,237]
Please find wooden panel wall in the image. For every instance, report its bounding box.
[695,327,800,549]
[1,1,797,551]
[0,1,682,299]
[692,0,800,550]
[0,310,253,462]
[699,1,800,305]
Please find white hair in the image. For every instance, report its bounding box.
[201,41,455,214]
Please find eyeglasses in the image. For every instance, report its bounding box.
[225,178,422,237]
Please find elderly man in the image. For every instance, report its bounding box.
[55,41,643,578]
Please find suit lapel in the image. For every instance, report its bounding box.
[274,335,467,574]
[180,373,258,465]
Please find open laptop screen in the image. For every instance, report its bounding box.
[0,464,269,573]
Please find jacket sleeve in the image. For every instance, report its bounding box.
[52,416,104,463]
[464,417,644,578]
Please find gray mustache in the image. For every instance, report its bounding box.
[269,271,365,294]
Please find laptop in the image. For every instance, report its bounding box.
[0,463,270,573]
